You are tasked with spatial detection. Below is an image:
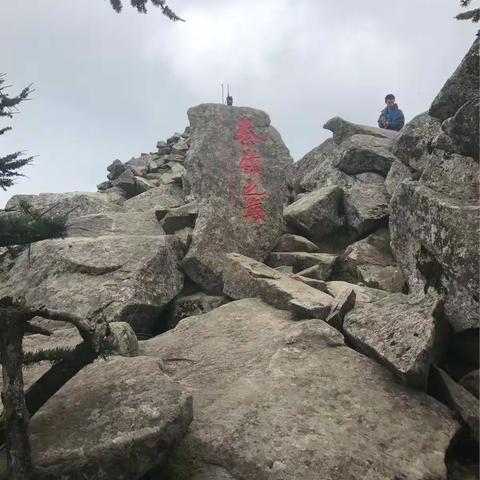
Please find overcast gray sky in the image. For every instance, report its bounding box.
[0,0,477,207]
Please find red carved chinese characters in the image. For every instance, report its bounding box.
[235,117,268,222]
[235,117,265,146]
[238,149,261,176]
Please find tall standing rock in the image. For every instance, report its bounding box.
[182,104,293,292]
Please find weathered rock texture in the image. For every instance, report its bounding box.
[182,104,293,292]
[338,228,405,292]
[344,293,446,388]
[390,157,479,332]
[0,235,184,336]
[30,356,193,479]
[223,253,333,319]
[140,299,457,480]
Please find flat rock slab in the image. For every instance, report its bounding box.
[432,366,479,441]
[140,299,457,480]
[283,186,344,241]
[323,116,398,144]
[344,293,446,388]
[327,280,389,305]
[223,253,333,319]
[5,191,125,219]
[266,251,337,278]
[30,356,193,480]
[66,211,164,237]
[182,103,293,293]
[0,235,184,336]
[123,184,185,212]
[274,233,319,253]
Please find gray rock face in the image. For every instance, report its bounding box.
[182,104,293,292]
[344,293,446,388]
[343,182,389,236]
[283,186,345,241]
[266,251,337,279]
[338,134,397,177]
[66,211,164,237]
[432,366,479,441]
[385,158,413,197]
[339,228,405,292]
[106,322,139,356]
[292,138,348,192]
[327,280,389,305]
[5,191,125,219]
[442,96,480,160]
[274,233,319,252]
[429,37,479,122]
[420,151,479,202]
[107,159,127,180]
[390,177,479,332]
[392,112,442,173]
[460,370,479,399]
[323,116,398,144]
[140,299,457,480]
[30,356,193,480]
[223,253,333,319]
[123,184,185,212]
[0,235,184,336]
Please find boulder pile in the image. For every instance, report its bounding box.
[0,38,478,480]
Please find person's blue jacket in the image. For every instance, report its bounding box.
[378,104,405,131]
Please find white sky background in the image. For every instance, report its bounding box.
[0,0,477,207]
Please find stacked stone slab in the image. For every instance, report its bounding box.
[97,128,191,199]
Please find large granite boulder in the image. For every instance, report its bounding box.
[392,112,443,173]
[429,37,479,122]
[292,138,350,192]
[0,235,184,336]
[390,153,479,332]
[343,182,390,236]
[283,186,344,241]
[30,356,193,480]
[385,159,413,197]
[344,292,446,388]
[337,134,397,177]
[4,191,125,219]
[323,116,398,144]
[182,104,293,292]
[337,228,405,292]
[442,96,480,161]
[140,299,457,480]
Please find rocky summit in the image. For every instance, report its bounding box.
[0,38,478,480]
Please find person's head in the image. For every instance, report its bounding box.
[385,94,396,108]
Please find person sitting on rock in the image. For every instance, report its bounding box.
[378,94,405,131]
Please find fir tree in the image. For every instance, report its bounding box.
[0,74,34,190]
[456,0,480,23]
[109,0,185,21]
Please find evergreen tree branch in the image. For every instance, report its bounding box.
[456,8,480,22]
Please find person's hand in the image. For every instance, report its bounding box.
[384,120,390,127]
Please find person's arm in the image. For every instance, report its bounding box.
[389,110,405,130]
[378,112,386,128]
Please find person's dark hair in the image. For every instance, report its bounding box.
[385,94,395,101]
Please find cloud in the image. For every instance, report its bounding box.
[0,0,477,206]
